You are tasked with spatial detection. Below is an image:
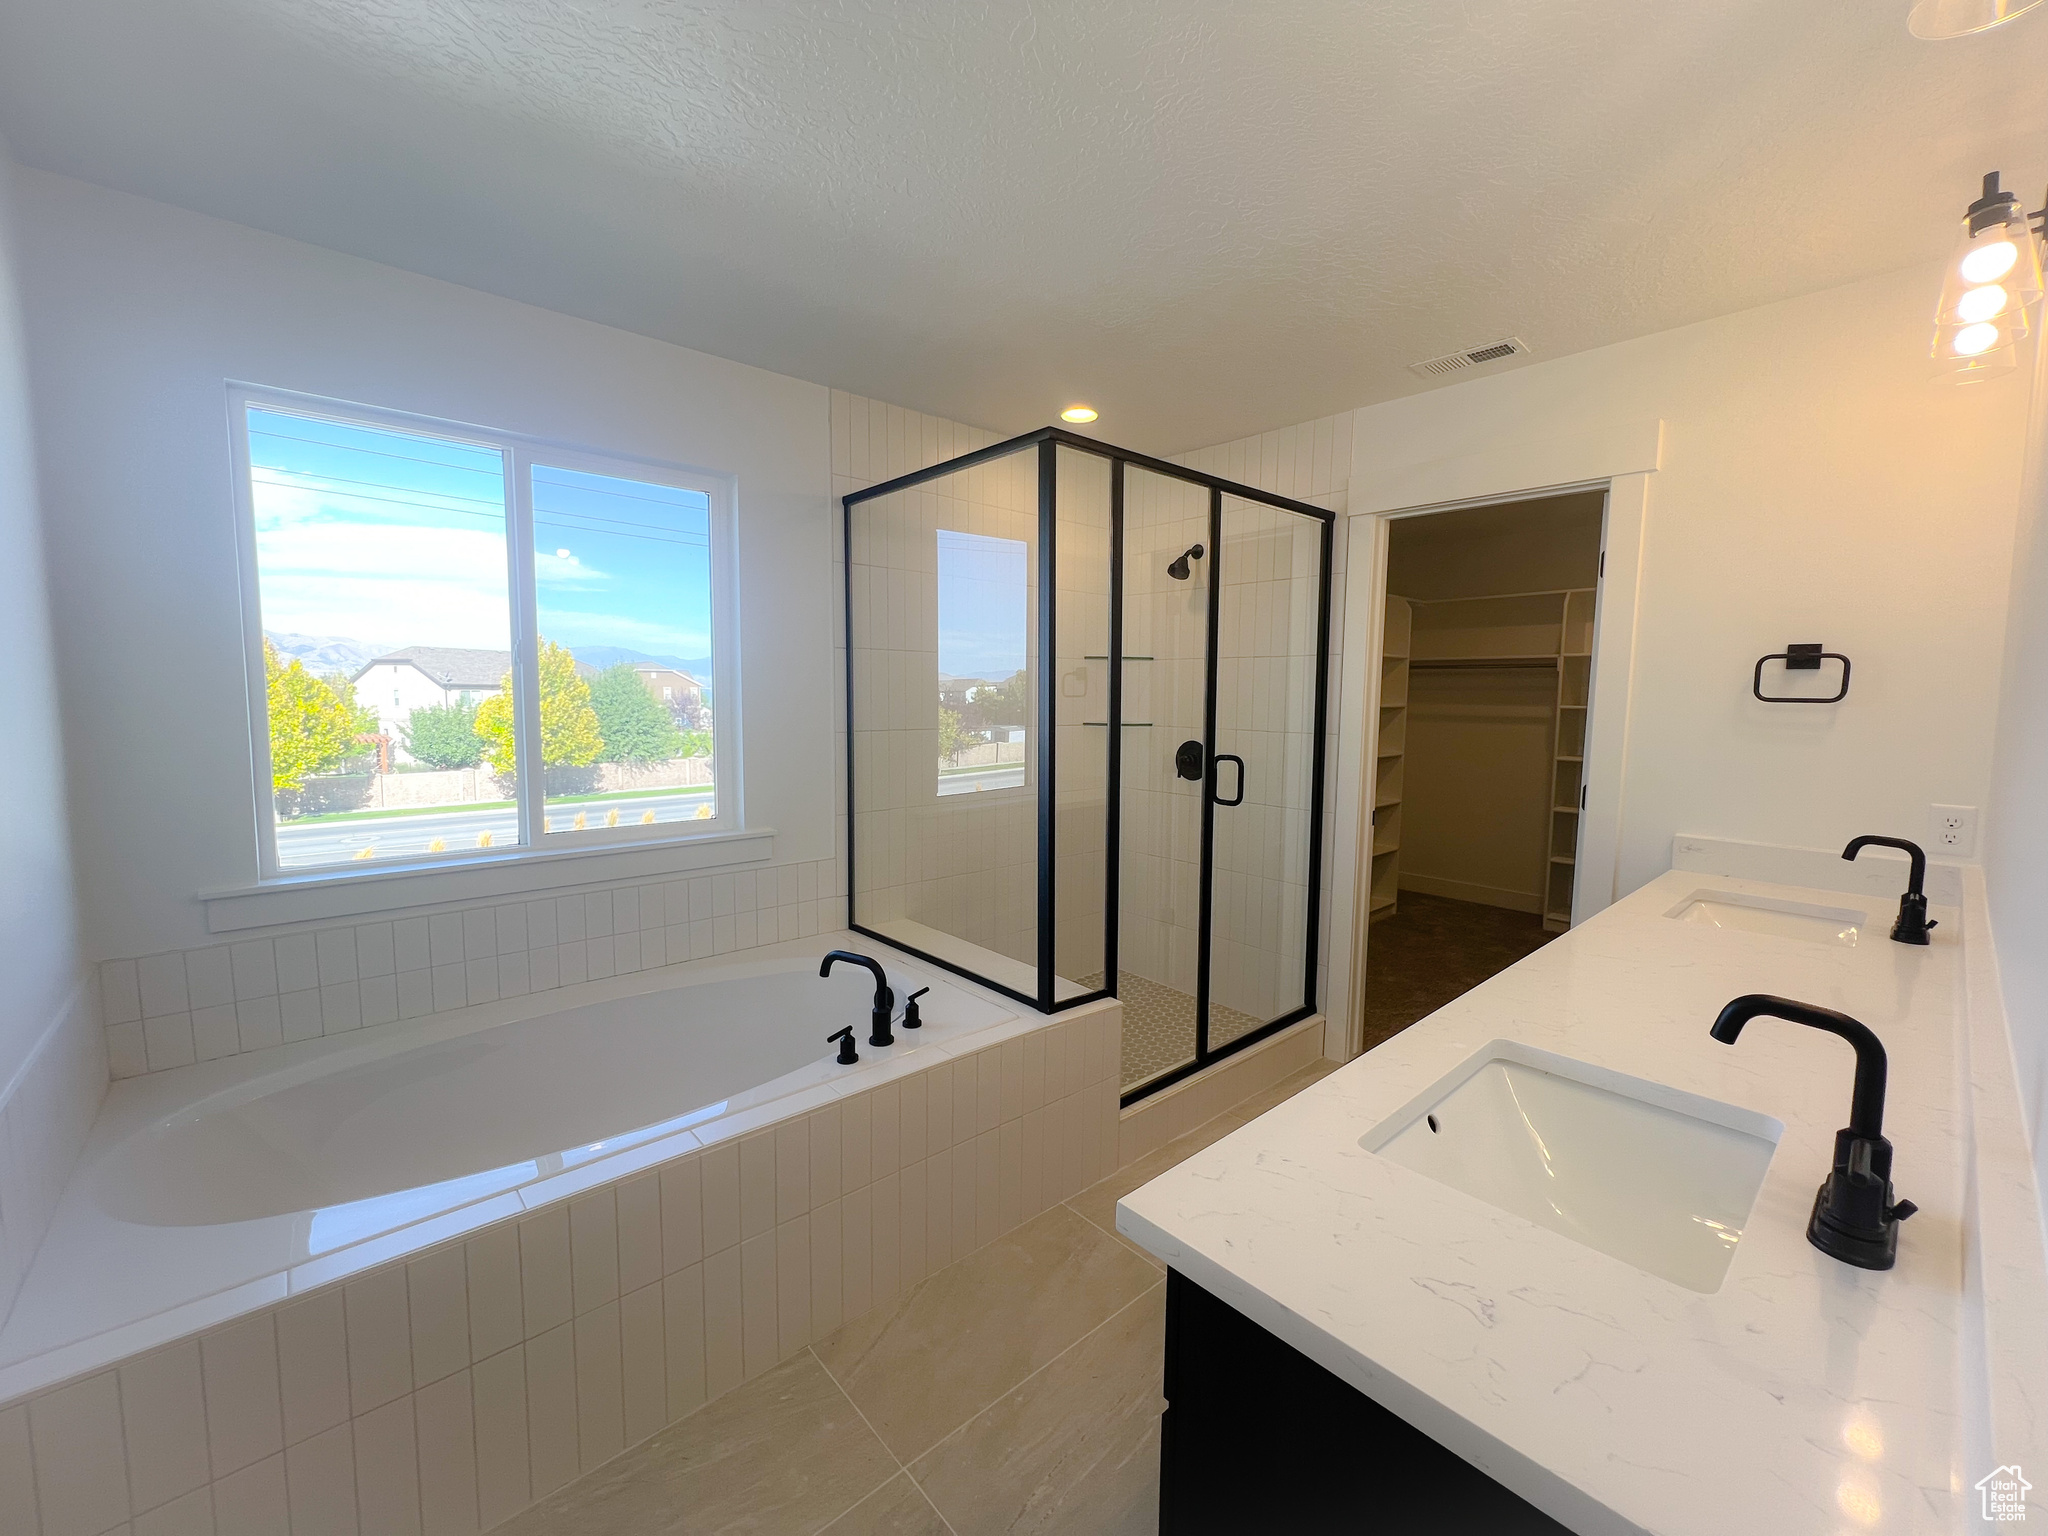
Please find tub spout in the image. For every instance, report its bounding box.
[820,950,895,1047]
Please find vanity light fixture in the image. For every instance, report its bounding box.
[1931,172,2046,381]
[1908,0,2044,38]
[1059,405,1098,423]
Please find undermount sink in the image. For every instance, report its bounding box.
[1665,888,1862,947]
[1361,1042,1781,1292]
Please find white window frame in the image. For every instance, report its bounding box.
[228,384,744,888]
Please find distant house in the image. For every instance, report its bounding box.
[633,664,704,713]
[352,646,585,761]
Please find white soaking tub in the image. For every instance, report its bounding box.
[0,933,1014,1400]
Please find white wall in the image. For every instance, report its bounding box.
[11,169,836,963]
[1985,330,2048,1205]
[1344,263,2028,903]
[0,144,100,1321]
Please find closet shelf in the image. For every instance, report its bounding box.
[1552,803,1580,815]
[1082,721,1154,726]
[1409,654,1559,669]
[1556,754,1584,763]
[1550,855,1576,866]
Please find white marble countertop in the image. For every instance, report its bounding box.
[1119,869,1975,1536]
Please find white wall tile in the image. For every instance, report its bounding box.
[413,1370,479,1536]
[568,1191,619,1314]
[470,1348,530,1529]
[464,1225,523,1363]
[278,990,320,1044]
[661,1266,706,1421]
[355,923,396,980]
[276,1294,351,1446]
[106,1019,148,1078]
[138,952,190,1019]
[523,1322,579,1499]
[738,1232,778,1379]
[212,1452,287,1536]
[659,1157,704,1274]
[618,1283,666,1448]
[343,1268,413,1415]
[351,1397,420,1536]
[0,1405,38,1536]
[519,1208,573,1338]
[133,1485,213,1536]
[143,1014,196,1072]
[615,1173,662,1295]
[315,929,357,987]
[774,1119,808,1223]
[273,935,317,996]
[701,1248,743,1400]
[185,948,235,1011]
[573,1303,624,1471]
[30,1371,130,1536]
[192,1005,240,1062]
[406,1247,469,1389]
[393,919,430,974]
[201,1316,283,1479]
[120,1342,212,1512]
[284,1423,357,1536]
[101,960,142,1025]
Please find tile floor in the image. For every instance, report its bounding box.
[497,1059,1341,1535]
[1078,972,1266,1095]
[1361,892,1556,1052]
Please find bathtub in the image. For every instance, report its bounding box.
[0,932,1017,1399]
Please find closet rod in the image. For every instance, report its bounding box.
[1409,656,1559,670]
[1400,587,1593,605]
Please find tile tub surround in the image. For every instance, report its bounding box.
[95,855,845,1079]
[1118,869,2041,1536]
[0,983,1122,1536]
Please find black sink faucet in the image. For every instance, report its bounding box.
[1841,835,1936,945]
[1710,994,1916,1270]
[820,950,895,1047]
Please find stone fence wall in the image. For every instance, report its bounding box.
[287,755,714,816]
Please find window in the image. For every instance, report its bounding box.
[935,529,1028,796]
[231,388,735,877]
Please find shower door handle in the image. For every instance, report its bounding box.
[1211,754,1246,807]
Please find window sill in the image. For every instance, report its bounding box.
[203,827,776,933]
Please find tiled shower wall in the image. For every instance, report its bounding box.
[98,859,844,1079]
[0,1006,1122,1536]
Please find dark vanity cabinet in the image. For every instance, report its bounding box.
[1158,1270,1574,1535]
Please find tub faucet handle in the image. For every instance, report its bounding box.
[904,987,930,1029]
[827,1026,859,1065]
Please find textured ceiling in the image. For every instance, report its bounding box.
[2,1,2045,452]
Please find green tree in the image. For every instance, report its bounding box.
[264,640,362,792]
[402,698,484,770]
[474,640,605,778]
[677,729,713,760]
[937,704,964,764]
[589,664,685,764]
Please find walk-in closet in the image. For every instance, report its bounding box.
[1363,492,1604,1049]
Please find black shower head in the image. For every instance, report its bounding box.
[1167,543,1205,580]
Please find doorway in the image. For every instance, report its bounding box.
[1360,491,1605,1052]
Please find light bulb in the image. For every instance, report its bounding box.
[1961,239,2020,283]
[1957,283,2010,322]
[1954,321,2002,356]
[1060,406,1098,423]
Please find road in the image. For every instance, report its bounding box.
[276,787,716,867]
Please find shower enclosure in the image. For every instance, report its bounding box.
[844,429,1333,1103]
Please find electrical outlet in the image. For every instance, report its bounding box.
[1932,804,1977,857]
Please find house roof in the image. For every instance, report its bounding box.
[631,663,701,687]
[355,647,513,690]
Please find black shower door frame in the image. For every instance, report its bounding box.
[842,426,1335,1105]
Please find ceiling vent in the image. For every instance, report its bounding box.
[1408,337,1530,379]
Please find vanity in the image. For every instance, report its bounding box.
[1119,863,2045,1535]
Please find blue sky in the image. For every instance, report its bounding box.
[247,407,711,664]
[936,529,1027,680]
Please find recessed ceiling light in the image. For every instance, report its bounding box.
[1060,406,1098,423]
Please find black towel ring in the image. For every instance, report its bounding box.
[1754,643,1850,704]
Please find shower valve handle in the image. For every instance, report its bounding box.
[827,1026,859,1065]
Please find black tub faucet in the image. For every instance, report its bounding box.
[1841,835,1935,945]
[1710,994,1916,1270]
[820,950,895,1047]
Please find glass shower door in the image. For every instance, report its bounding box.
[1205,494,1327,1050]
